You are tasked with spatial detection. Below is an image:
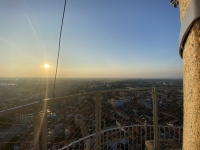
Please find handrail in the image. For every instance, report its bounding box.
[43,88,153,103]
[59,125,183,150]
[99,87,152,93]
[44,87,182,103]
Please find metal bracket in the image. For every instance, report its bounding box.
[179,0,200,58]
[170,0,179,8]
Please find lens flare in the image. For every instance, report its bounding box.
[44,64,50,69]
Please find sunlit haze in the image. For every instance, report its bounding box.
[44,64,50,69]
[0,0,182,78]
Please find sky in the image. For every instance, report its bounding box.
[0,0,182,78]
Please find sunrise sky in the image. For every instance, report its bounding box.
[0,0,182,78]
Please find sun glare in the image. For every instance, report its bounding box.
[44,64,50,69]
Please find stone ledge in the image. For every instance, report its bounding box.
[145,140,182,150]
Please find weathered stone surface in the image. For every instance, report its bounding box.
[179,0,200,150]
[182,20,200,150]
[179,0,192,21]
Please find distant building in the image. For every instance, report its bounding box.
[74,114,89,136]
[19,114,30,124]
[107,99,130,108]
[14,146,19,150]
[138,99,152,109]
[47,129,55,142]
[65,128,71,138]
[74,114,83,126]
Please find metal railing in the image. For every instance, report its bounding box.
[0,87,183,150]
[0,102,40,150]
[59,125,182,150]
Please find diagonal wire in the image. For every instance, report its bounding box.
[53,0,67,98]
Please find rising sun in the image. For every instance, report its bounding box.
[44,64,50,69]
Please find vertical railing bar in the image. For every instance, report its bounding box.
[84,139,86,150]
[150,126,151,140]
[124,127,125,150]
[157,125,159,140]
[128,127,130,149]
[95,93,99,150]
[174,127,176,140]
[95,92,102,150]
[107,131,108,150]
[164,127,166,140]
[98,93,101,150]
[103,132,104,150]
[92,138,94,150]
[99,94,101,150]
[145,120,147,141]
[158,126,160,140]
[136,125,138,150]
[166,127,169,139]
[120,128,121,150]
[33,104,39,150]
[152,87,158,149]
[140,126,142,150]
[134,126,137,149]
[115,128,117,149]
[131,126,134,149]
[179,127,181,144]
[90,138,92,150]
[73,142,75,150]
[42,100,47,150]
[86,139,88,150]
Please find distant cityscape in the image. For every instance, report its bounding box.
[0,78,183,149]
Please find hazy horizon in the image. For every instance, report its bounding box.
[0,76,183,80]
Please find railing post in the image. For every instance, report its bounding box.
[145,120,147,150]
[95,92,101,150]
[85,139,90,150]
[152,87,158,150]
[42,100,48,150]
[145,120,147,140]
[33,104,40,150]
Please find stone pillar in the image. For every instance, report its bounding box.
[179,0,200,149]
